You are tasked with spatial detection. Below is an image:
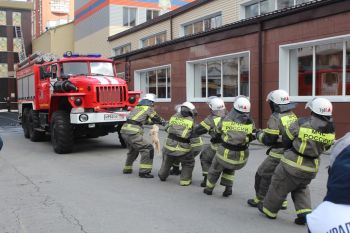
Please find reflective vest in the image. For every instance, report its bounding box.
[221,120,253,145]
[164,114,194,154]
[282,117,335,173]
[121,105,156,134]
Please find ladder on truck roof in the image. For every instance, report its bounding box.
[14,26,27,63]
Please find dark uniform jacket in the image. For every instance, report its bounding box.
[121,101,164,135]
[163,112,195,157]
[257,111,298,159]
[282,115,335,175]
[215,109,255,170]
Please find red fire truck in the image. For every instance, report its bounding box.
[16,52,140,154]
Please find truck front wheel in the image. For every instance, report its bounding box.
[51,111,74,154]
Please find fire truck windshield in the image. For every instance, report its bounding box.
[61,62,114,77]
[90,62,114,76]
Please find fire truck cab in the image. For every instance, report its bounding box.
[16,52,140,154]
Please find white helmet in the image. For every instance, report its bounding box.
[142,93,156,102]
[266,89,290,105]
[181,101,197,115]
[208,97,226,111]
[181,101,196,111]
[233,95,251,113]
[305,97,333,116]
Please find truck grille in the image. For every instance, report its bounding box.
[96,86,126,105]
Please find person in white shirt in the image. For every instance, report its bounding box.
[307,133,350,233]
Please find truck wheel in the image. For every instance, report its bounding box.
[117,124,127,148]
[28,109,45,142]
[22,108,30,139]
[51,111,74,154]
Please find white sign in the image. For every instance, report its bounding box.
[50,0,70,14]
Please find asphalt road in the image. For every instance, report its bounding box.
[0,119,329,233]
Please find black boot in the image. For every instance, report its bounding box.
[200,175,207,187]
[222,186,232,197]
[294,214,307,225]
[281,200,288,210]
[203,188,213,195]
[247,197,260,207]
[258,203,277,220]
[139,173,154,178]
[169,166,181,176]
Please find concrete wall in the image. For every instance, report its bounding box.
[32,23,74,57]
[74,26,111,57]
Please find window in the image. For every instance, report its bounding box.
[0,63,8,78]
[280,35,350,101]
[13,38,22,53]
[141,32,166,48]
[113,44,131,56]
[187,52,250,101]
[117,72,125,80]
[90,62,114,76]
[12,12,21,26]
[0,37,7,51]
[0,11,6,25]
[146,9,159,21]
[135,65,171,101]
[277,0,294,9]
[183,13,222,36]
[123,7,137,27]
[244,0,310,18]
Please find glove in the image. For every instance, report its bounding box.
[161,120,168,127]
[254,129,262,141]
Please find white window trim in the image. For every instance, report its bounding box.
[123,7,138,27]
[279,33,350,102]
[240,0,305,19]
[181,12,222,37]
[134,64,171,102]
[140,31,167,48]
[112,43,131,56]
[186,51,251,102]
[146,9,160,21]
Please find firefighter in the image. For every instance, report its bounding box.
[120,93,166,178]
[203,96,255,197]
[193,96,226,187]
[158,102,197,186]
[258,97,335,225]
[247,90,297,209]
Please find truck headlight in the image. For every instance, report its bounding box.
[74,97,82,106]
[79,114,89,122]
[129,96,136,104]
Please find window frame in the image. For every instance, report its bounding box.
[140,31,167,48]
[186,51,251,102]
[241,0,307,19]
[123,7,137,27]
[279,34,350,102]
[134,64,172,102]
[181,12,222,37]
[112,43,131,56]
[146,9,160,21]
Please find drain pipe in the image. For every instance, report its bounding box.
[258,22,263,129]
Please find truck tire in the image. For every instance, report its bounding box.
[51,111,74,154]
[22,108,30,139]
[28,109,45,142]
